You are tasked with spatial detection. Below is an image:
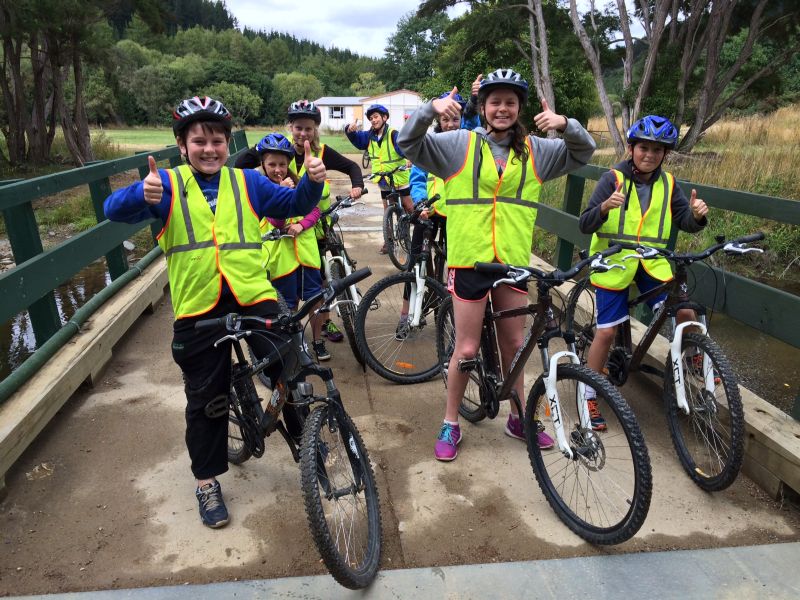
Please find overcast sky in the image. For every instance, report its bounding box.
[225,0,466,59]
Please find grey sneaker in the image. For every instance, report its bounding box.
[312,339,331,361]
[196,481,229,528]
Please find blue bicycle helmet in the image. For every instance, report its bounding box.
[255,133,294,157]
[366,104,389,118]
[438,91,466,109]
[478,68,529,104]
[626,115,679,148]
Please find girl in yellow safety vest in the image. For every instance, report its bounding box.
[578,115,708,430]
[399,69,596,462]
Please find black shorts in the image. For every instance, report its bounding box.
[380,188,410,200]
[447,267,527,302]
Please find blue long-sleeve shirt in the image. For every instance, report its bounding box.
[409,166,429,205]
[103,168,323,225]
[344,126,406,157]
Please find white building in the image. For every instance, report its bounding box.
[314,96,367,133]
[313,90,424,134]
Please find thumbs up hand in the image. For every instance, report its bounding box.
[432,86,462,121]
[303,140,327,183]
[534,98,568,133]
[689,189,708,221]
[471,73,483,97]
[143,156,163,205]
[601,180,626,215]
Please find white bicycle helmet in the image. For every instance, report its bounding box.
[172,96,232,137]
[478,68,529,104]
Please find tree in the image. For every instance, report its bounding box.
[204,81,262,124]
[272,71,323,113]
[350,72,386,96]
[382,11,449,91]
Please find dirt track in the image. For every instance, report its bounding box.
[1,179,799,596]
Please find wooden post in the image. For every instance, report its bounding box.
[87,163,128,280]
[554,174,585,271]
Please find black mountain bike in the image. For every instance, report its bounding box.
[372,166,411,270]
[196,268,381,589]
[564,233,764,491]
[355,195,449,384]
[436,248,652,545]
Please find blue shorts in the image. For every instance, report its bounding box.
[595,265,669,328]
[271,266,322,309]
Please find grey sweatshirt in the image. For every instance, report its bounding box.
[578,159,706,235]
[397,100,596,182]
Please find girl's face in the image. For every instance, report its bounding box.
[630,141,667,174]
[438,111,462,132]
[178,122,229,175]
[261,153,289,184]
[481,89,520,132]
[289,118,317,150]
[369,112,387,130]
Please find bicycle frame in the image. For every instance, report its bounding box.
[319,199,363,314]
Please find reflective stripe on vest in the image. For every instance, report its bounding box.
[369,126,409,187]
[589,169,674,290]
[157,165,276,318]
[426,173,447,217]
[444,133,541,268]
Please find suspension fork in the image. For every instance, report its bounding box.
[408,231,432,327]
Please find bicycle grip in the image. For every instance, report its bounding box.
[474,262,510,275]
[195,317,225,330]
[736,231,765,244]
[333,267,372,294]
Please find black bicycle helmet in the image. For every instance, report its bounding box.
[478,68,529,104]
[172,96,232,137]
[287,100,321,124]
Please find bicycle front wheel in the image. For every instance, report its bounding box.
[563,276,595,364]
[300,404,382,589]
[356,272,448,384]
[435,296,486,422]
[526,364,652,545]
[330,259,366,367]
[663,332,744,491]
[383,205,410,270]
[227,386,252,465]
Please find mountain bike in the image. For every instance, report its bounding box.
[371,166,411,271]
[355,195,449,384]
[318,191,369,368]
[563,233,764,491]
[436,248,653,545]
[196,267,382,589]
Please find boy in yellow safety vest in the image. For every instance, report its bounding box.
[104,96,326,529]
[578,115,708,430]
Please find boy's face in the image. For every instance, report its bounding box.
[261,153,289,184]
[630,141,668,174]
[369,112,388,130]
[178,122,229,175]
[481,89,520,131]
[289,118,316,150]
[438,112,462,132]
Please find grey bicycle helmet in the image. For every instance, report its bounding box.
[288,100,321,124]
[172,96,232,137]
[478,68,529,104]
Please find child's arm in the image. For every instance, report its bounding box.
[321,146,364,190]
[344,125,370,151]
[390,129,406,158]
[529,101,596,183]
[397,101,471,180]
[103,168,171,224]
[245,170,323,220]
[298,206,322,229]
[672,185,708,232]
[579,171,618,234]
[409,165,429,205]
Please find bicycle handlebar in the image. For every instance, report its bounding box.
[618,232,765,264]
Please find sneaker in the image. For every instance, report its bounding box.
[504,415,555,449]
[587,398,607,431]
[196,481,229,528]
[322,319,344,343]
[434,422,462,461]
[395,316,409,341]
[379,244,388,255]
[312,339,331,362]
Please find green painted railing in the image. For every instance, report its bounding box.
[0,130,249,348]
[547,164,800,351]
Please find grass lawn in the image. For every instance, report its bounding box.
[93,127,357,155]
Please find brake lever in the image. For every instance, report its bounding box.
[590,257,624,272]
[723,242,764,255]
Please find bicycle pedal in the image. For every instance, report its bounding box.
[457,358,478,372]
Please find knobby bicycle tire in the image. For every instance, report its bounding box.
[355,271,448,384]
[362,150,371,169]
[383,205,410,271]
[525,364,652,545]
[330,259,366,367]
[300,404,382,589]
[663,332,744,491]
[227,386,252,464]
[564,276,595,364]
[435,296,487,422]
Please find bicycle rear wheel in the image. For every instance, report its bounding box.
[525,364,651,545]
[227,386,252,465]
[663,332,744,491]
[330,259,366,368]
[383,205,410,270]
[300,404,382,589]
[355,272,448,384]
[435,296,486,422]
[564,276,595,363]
